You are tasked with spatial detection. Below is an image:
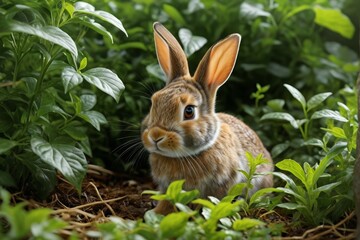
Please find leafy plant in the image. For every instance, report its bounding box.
[0,1,126,198]
[0,188,70,240]
[272,84,357,225]
[89,180,281,239]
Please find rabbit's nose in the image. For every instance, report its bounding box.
[148,127,166,144]
[153,136,164,143]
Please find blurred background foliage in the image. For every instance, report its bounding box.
[79,0,359,172]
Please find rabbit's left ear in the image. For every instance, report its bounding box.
[153,22,190,83]
[194,34,241,93]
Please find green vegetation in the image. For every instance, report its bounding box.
[0,0,358,238]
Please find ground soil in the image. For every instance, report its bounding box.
[12,164,357,239]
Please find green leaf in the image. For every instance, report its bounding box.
[160,212,189,238]
[72,17,114,43]
[311,109,348,122]
[177,190,199,204]
[191,199,215,209]
[166,180,185,200]
[82,68,124,102]
[249,188,280,206]
[313,6,355,39]
[322,127,346,139]
[277,203,304,210]
[0,138,17,154]
[74,2,127,36]
[284,84,306,110]
[313,182,341,194]
[163,4,186,25]
[31,136,87,192]
[79,57,87,71]
[303,138,323,148]
[210,201,241,220]
[178,28,207,57]
[261,112,298,129]
[307,92,332,112]
[80,94,96,111]
[240,2,271,19]
[61,66,83,93]
[232,218,265,231]
[276,159,306,187]
[78,110,107,131]
[0,20,78,59]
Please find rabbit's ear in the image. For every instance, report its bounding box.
[153,22,190,83]
[194,34,241,93]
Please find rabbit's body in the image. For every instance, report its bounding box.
[141,23,273,214]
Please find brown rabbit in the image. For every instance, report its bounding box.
[141,22,273,215]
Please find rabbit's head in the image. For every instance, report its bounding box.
[141,22,241,158]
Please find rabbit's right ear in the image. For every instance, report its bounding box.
[153,22,190,83]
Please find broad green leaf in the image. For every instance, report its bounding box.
[166,180,185,200]
[64,2,75,17]
[72,17,113,43]
[147,64,166,81]
[19,154,57,199]
[261,112,298,128]
[240,2,271,19]
[271,142,290,158]
[311,109,348,122]
[276,159,306,187]
[0,21,78,58]
[313,182,341,194]
[31,136,87,192]
[191,199,215,209]
[177,190,199,204]
[313,7,355,39]
[249,188,281,206]
[272,172,297,190]
[78,110,107,131]
[284,84,306,110]
[82,68,124,102]
[227,183,247,197]
[277,202,304,210]
[160,212,189,238]
[61,66,83,93]
[232,218,265,231]
[63,124,88,141]
[307,92,332,111]
[313,143,346,184]
[210,201,241,220]
[178,28,207,57]
[276,187,306,204]
[163,4,186,25]
[74,2,127,36]
[0,138,17,154]
[303,138,323,148]
[283,5,311,21]
[322,127,346,139]
[80,94,96,111]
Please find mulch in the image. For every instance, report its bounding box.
[10,165,357,239]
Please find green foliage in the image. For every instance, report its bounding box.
[0,188,69,240]
[90,180,281,239]
[0,1,125,197]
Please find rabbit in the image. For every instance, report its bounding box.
[141,22,273,215]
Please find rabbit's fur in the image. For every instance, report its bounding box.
[141,22,273,215]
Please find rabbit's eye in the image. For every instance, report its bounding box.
[184,105,195,120]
